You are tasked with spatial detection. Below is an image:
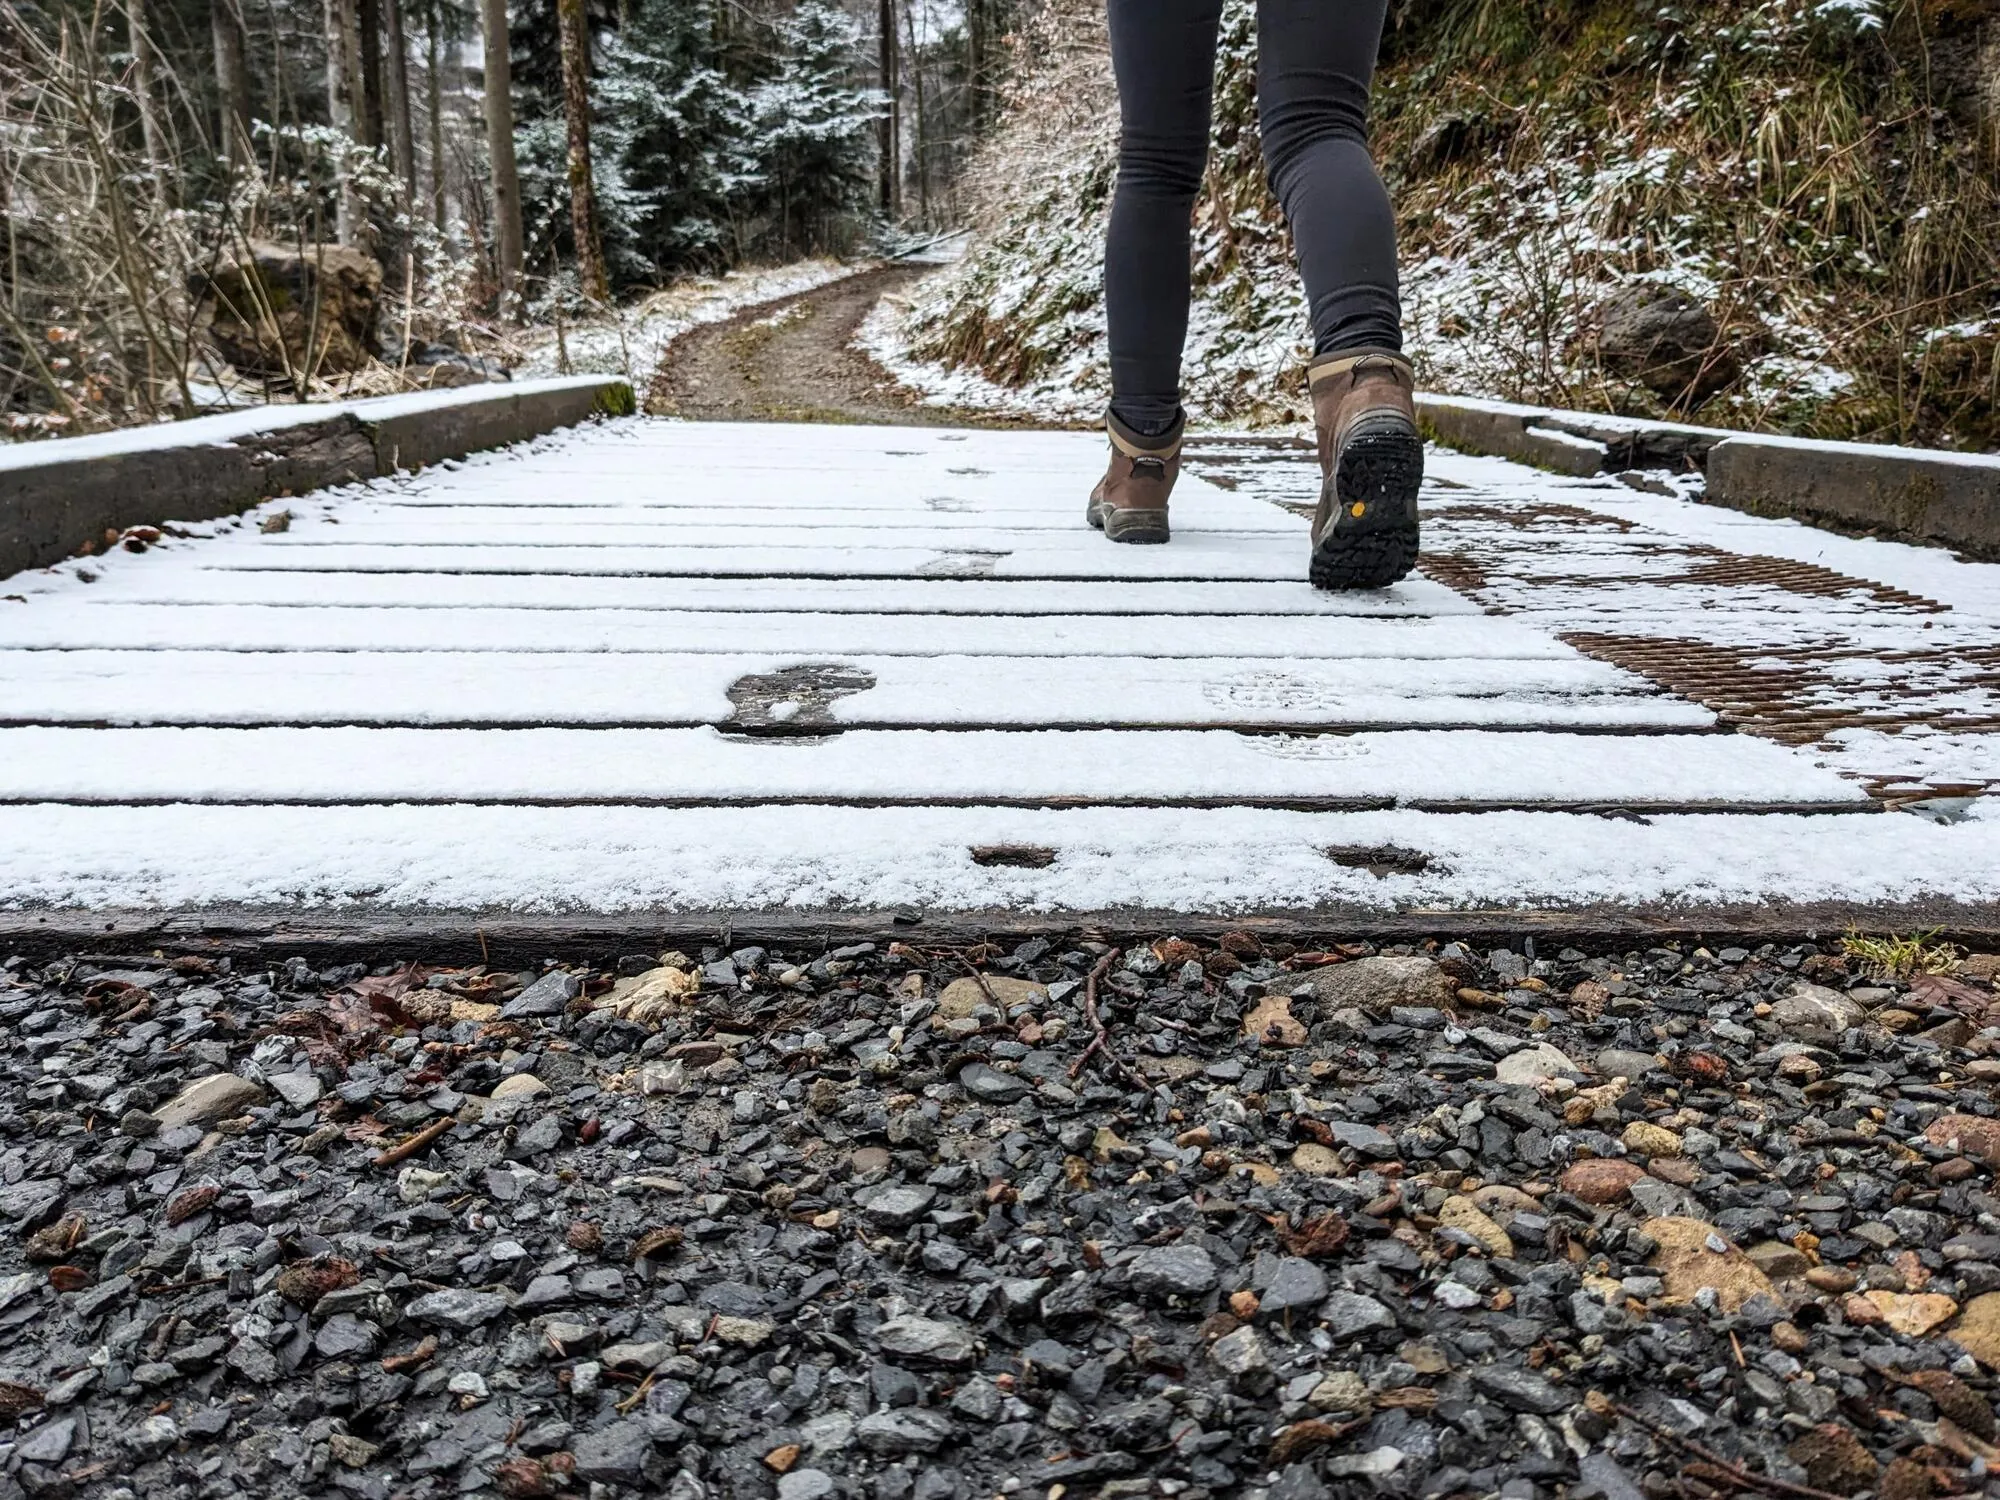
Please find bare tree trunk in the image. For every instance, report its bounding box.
[211,0,253,171]
[967,0,983,131]
[127,0,166,178]
[876,0,899,218]
[384,0,417,204]
[357,0,386,149]
[326,0,364,243]
[427,10,448,233]
[556,0,608,303]
[479,0,524,314]
[904,0,926,224]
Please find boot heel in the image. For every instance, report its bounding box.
[1102,506,1171,544]
[1310,419,1423,591]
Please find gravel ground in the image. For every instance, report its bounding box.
[5,933,2000,1500]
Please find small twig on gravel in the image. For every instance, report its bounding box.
[1614,1405,1850,1500]
[141,1274,226,1296]
[960,957,1003,1010]
[373,1116,455,1167]
[1069,951,1145,1090]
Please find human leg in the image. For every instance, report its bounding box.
[1255,0,1402,358]
[1257,0,1420,589]
[1102,0,1226,437]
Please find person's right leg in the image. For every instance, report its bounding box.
[1088,0,1225,544]
[1257,0,1422,590]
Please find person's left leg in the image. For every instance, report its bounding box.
[1257,0,1423,590]
[1087,0,1226,545]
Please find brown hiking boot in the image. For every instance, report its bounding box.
[1307,350,1423,590]
[1086,410,1182,544]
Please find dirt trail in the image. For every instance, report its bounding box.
[648,262,1012,427]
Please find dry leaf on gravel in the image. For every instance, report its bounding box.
[594,966,700,1025]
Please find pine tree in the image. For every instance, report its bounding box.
[744,1,879,255]
[593,0,750,274]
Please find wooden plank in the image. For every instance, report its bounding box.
[0,604,1576,658]
[0,725,1868,807]
[59,571,1478,618]
[6,801,1979,925]
[190,537,1334,581]
[289,505,1303,534]
[0,650,1707,730]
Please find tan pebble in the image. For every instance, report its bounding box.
[1436,1196,1514,1258]
[1230,1290,1260,1319]
[1292,1144,1342,1175]
[1806,1266,1858,1293]
[1622,1121,1683,1158]
[1644,1217,1776,1313]
[1771,1321,1810,1354]
[1864,1290,1958,1337]
[1926,1114,2000,1167]
[1243,993,1307,1048]
[1950,1292,2000,1369]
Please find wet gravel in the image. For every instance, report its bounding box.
[4,933,2000,1500]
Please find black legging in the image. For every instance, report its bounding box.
[1105,0,1403,435]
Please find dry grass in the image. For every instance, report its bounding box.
[1840,926,1962,980]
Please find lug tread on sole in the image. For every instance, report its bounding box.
[1311,427,1423,591]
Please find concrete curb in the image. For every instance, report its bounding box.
[1417,392,2000,558]
[0,375,633,580]
[1704,434,2000,560]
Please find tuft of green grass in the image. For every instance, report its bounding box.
[1840,926,1961,979]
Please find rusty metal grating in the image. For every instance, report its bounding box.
[1559,633,2000,803]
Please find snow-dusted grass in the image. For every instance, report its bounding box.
[882,0,1999,446]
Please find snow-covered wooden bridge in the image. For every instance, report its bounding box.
[2,416,1997,934]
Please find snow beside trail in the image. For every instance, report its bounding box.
[3,803,1993,913]
[855,296,1101,423]
[0,377,617,473]
[512,259,865,390]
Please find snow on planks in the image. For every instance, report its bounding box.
[0,651,1702,731]
[0,417,1993,916]
[0,726,1856,809]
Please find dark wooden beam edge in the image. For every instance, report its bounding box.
[4,901,1995,966]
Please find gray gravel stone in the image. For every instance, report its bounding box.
[501,969,581,1018]
[855,1407,956,1455]
[571,1419,654,1483]
[1321,1290,1396,1339]
[1128,1243,1218,1299]
[405,1289,512,1329]
[872,1315,978,1365]
[957,1060,1028,1103]
[1302,956,1448,1013]
[152,1072,264,1126]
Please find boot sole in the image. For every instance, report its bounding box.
[1310,422,1423,591]
[1087,499,1170,544]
